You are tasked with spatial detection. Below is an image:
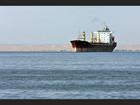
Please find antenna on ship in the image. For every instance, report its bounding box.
[103,21,109,30]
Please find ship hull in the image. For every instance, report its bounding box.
[70,40,117,52]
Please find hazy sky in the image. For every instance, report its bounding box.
[0,6,140,45]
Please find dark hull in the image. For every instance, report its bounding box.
[70,40,117,52]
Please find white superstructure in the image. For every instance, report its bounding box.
[93,26,113,44]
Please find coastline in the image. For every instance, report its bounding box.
[0,44,139,52]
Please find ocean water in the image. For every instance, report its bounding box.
[0,52,140,99]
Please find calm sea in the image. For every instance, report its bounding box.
[0,52,140,99]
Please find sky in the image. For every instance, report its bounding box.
[0,6,140,46]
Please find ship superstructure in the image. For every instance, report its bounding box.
[70,26,117,52]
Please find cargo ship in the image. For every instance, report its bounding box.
[70,26,117,52]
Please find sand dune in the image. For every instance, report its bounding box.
[0,44,72,51]
[116,44,140,51]
[0,44,139,51]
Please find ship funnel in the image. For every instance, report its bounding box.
[90,32,93,43]
[82,32,86,41]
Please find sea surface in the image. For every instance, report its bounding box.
[0,52,140,99]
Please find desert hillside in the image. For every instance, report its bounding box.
[0,44,139,51]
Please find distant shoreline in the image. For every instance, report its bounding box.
[0,44,139,52]
[0,50,139,53]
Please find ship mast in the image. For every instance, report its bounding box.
[82,31,86,41]
[90,32,93,43]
